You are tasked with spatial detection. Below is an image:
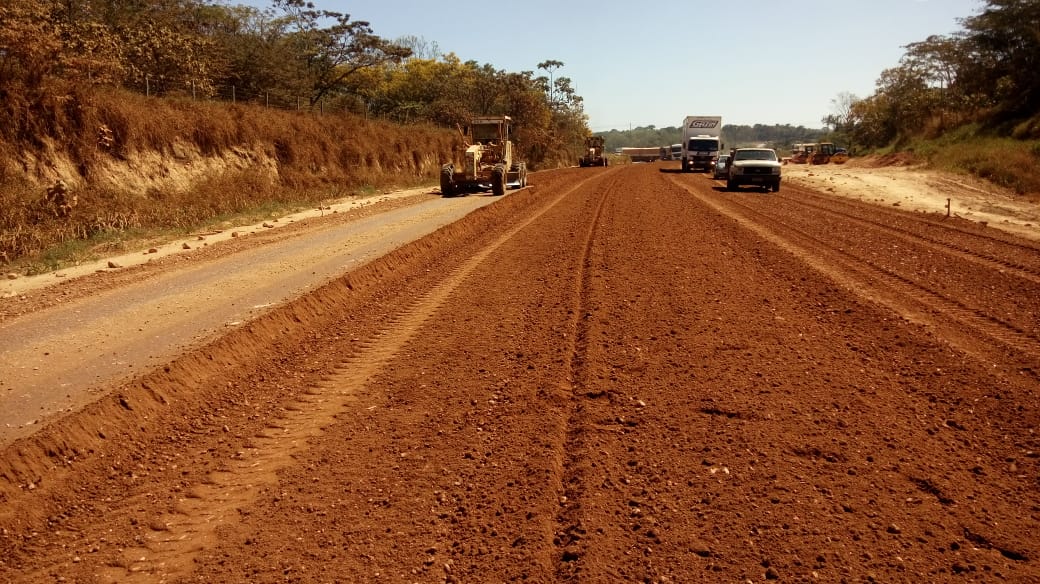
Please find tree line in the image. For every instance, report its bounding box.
[599,124,827,152]
[0,0,589,168]
[825,0,1040,149]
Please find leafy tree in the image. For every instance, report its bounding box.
[536,59,563,109]
[119,19,219,95]
[273,0,411,106]
[0,0,64,87]
[202,4,287,101]
[958,0,1040,118]
[847,94,897,148]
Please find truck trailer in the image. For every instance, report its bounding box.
[621,147,661,163]
[680,116,722,172]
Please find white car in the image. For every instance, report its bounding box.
[725,148,781,192]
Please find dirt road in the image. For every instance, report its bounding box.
[0,192,500,445]
[2,163,1039,582]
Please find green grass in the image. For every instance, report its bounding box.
[903,131,1040,195]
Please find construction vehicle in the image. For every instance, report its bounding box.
[579,136,608,167]
[786,142,839,165]
[809,142,837,165]
[787,143,811,164]
[440,115,528,197]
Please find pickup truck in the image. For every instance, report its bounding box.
[725,148,782,192]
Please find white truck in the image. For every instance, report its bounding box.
[680,115,722,172]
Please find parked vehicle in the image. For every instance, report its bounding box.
[787,143,811,164]
[810,142,838,165]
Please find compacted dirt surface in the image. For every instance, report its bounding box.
[2,161,1040,583]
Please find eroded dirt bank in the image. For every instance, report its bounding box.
[2,163,1039,582]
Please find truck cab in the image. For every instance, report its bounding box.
[680,115,723,173]
[682,135,721,172]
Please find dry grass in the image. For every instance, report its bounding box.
[0,85,461,273]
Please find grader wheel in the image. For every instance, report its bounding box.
[492,165,506,196]
[440,165,455,197]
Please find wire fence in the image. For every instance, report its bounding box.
[137,77,369,117]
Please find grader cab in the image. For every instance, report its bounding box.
[440,116,528,197]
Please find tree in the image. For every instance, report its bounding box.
[52,0,226,95]
[822,91,860,150]
[273,0,411,106]
[848,93,898,148]
[958,0,1040,118]
[537,59,563,109]
[395,35,441,61]
[0,0,65,87]
[206,4,288,102]
[119,19,219,95]
[823,92,858,130]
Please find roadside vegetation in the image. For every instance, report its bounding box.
[0,0,590,272]
[821,0,1040,194]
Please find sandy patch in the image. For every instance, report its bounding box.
[783,158,1040,240]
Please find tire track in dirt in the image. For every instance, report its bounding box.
[540,172,620,578]
[788,172,1040,250]
[669,175,1040,376]
[779,185,1040,280]
[90,172,624,583]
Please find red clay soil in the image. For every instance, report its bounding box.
[2,163,1040,583]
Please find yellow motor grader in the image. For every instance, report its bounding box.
[579,136,608,167]
[440,116,528,197]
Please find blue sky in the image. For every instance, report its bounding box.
[244,0,985,131]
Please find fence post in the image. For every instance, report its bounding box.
[232,86,235,103]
